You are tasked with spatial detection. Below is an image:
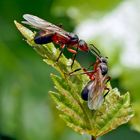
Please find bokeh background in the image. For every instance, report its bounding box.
[0,0,140,140]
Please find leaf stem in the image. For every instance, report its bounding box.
[91,136,96,140]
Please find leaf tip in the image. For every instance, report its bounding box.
[14,20,35,41]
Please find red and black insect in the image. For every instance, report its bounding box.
[22,14,89,67]
[69,45,110,110]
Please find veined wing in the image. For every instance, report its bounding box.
[88,79,104,110]
[22,14,69,39]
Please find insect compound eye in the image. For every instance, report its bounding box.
[78,40,88,51]
[100,57,107,64]
[100,64,108,75]
[69,33,79,42]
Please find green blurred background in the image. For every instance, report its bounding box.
[0,0,140,140]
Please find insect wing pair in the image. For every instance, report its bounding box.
[22,14,69,40]
[81,68,107,110]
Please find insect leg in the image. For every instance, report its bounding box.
[56,44,65,62]
[69,69,96,80]
[68,68,82,75]
[103,76,111,98]
[68,59,95,74]
[106,76,111,83]
[68,66,91,75]
[70,46,79,68]
[104,87,110,98]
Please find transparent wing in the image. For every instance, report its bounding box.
[88,80,104,110]
[22,14,69,38]
[23,14,58,29]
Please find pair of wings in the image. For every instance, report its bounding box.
[22,14,69,39]
[86,80,104,110]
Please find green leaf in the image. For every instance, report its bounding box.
[50,75,134,137]
[14,21,134,138]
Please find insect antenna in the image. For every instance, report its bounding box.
[89,44,101,59]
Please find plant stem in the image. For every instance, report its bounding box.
[91,136,96,140]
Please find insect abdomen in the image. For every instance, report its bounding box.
[81,81,94,101]
[34,34,52,44]
[34,30,54,44]
[81,87,89,101]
